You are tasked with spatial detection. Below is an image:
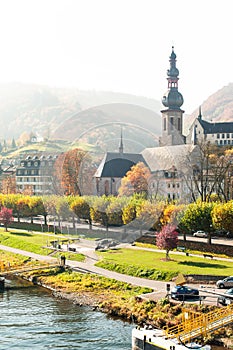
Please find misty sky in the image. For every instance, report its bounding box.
[0,0,232,113]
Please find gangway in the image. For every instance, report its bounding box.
[165,304,233,343]
[0,262,59,277]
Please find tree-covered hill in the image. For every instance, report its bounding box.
[0,82,232,151]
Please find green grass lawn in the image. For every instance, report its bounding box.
[0,229,85,262]
[96,248,233,279]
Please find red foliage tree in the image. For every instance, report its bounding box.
[53,148,87,195]
[156,224,178,260]
[0,207,13,231]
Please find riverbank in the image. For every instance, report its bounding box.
[1,247,233,347]
[13,265,232,348]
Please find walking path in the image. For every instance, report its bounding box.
[0,243,171,292]
[1,234,230,302]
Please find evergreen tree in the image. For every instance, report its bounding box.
[11,138,17,149]
[3,139,7,151]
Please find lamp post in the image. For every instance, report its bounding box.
[208,224,212,245]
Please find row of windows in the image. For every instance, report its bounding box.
[167,193,180,200]
[164,172,177,179]
[20,161,54,168]
[20,161,39,167]
[168,183,180,188]
[17,176,52,182]
[17,169,52,175]
[215,140,233,145]
[216,133,233,139]
[17,169,39,175]
[18,177,37,182]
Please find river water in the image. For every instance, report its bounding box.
[0,277,133,350]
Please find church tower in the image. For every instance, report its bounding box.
[159,47,185,146]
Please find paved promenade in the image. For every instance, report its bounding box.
[0,242,171,293]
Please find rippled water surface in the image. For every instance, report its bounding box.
[0,278,133,349]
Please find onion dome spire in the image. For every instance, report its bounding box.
[162,47,184,110]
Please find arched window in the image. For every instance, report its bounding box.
[105,180,110,195]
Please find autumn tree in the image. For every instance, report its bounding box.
[70,196,92,228]
[135,199,164,233]
[179,201,215,244]
[16,196,31,221]
[161,203,185,228]
[90,195,111,230]
[212,201,233,234]
[0,207,13,231]
[29,196,46,224]
[0,194,20,220]
[156,224,178,260]
[106,196,128,226]
[53,148,87,196]
[122,197,137,226]
[118,162,151,197]
[1,176,16,194]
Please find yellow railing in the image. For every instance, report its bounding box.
[165,305,233,342]
[0,261,58,276]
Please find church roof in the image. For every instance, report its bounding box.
[94,152,145,178]
[199,119,233,134]
[142,144,199,172]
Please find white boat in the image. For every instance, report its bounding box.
[132,325,211,350]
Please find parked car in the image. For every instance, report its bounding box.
[216,276,233,289]
[171,285,199,301]
[217,288,233,305]
[214,229,229,237]
[193,230,207,237]
[95,239,119,251]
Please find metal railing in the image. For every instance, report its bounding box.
[165,304,233,342]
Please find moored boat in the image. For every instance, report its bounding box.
[132,325,211,350]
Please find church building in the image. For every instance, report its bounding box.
[93,131,145,196]
[93,47,232,201]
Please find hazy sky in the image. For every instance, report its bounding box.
[0,0,232,113]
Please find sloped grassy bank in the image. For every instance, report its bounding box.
[18,266,233,346]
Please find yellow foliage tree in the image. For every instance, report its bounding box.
[118,162,151,197]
